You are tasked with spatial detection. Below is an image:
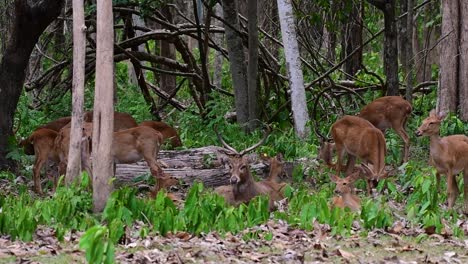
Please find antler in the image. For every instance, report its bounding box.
[214,124,271,156]
[239,125,271,156]
[214,124,239,154]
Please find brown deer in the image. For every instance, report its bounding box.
[416,109,468,213]
[359,96,412,163]
[20,116,72,155]
[260,153,287,183]
[139,120,182,148]
[84,111,138,131]
[213,127,285,210]
[26,128,60,194]
[149,173,179,199]
[324,115,388,194]
[330,168,363,211]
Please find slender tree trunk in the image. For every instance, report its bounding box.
[221,0,249,126]
[212,3,224,89]
[343,1,363,76]
[367,0,399,95]
[92,0,114,212]
[459,0,468,121]
[438,0,459,114]
[247,0,260,131]
[66,0,86,184]
[0,0,64,170]
[276,0,310,139]
[160,5,177,95]
[404,0,414,102]
[127,13,145,85]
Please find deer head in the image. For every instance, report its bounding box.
[215,125,271,185]
[415,109,447,137]
[330,167,362,195]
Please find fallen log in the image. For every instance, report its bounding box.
[115,146,297,187]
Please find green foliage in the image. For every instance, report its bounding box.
[79,225,115,264]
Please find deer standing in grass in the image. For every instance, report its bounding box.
[139,121,182,148]
[214,127,286,210]
[359,96,412,163]
[416,110,468,213]
[322,115,388,194]
[330,167,363,211]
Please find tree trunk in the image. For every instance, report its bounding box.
[160,5,177,95]
[367,0,399,95]
[398,0,407,76]
[404,0,414,103]
[212,3,224,90]
[92,0,115,212]
[459,0,468,121]
[66,0,86,184]
[247,0,260,131]
[221,0,249,126]
[276,0,310,139]
[343,1,363,77]
[438,0,459,114]
[0,0,64,170]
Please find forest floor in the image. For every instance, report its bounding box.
[0,220,467,264]
[1,166,468,263]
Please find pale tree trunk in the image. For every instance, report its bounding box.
[92,0,114,212]
[221,0,249,126]
[66,0,86,184]
[127,13,145,85]
[212,3,224,89]
[276,0,310,139]
[405,0,414,102]
[247,0,260,131]
[437,0,459,114]
[459,1,468,121]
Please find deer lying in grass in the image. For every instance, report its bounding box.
[213,127,286,210]
[416,110,468,213]
[330,167,363,212]
[149,173,179,199]
[359,96,412,163]
[321,115,389,194]
[139,120,182,148]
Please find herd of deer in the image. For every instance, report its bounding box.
[19,96,468,214]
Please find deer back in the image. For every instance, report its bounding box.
[139,121,182,147]
[84,111,138,131]
[359,96,412,131]
[332,115,387,177]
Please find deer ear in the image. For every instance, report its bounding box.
[275,153,284,162]
[329,174,340,183]
[429,109,437,117]
[437,111,447,120]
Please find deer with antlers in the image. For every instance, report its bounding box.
[416,110,468,213]
[320,115,389,194]
[214,126,286,210]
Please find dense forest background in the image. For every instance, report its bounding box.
[0,0,468,263]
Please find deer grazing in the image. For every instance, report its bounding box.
[330,167,363,211]
[139,121,182,148]
[321,115,388,194]
[416,110,468,213]
[214,127,285,210]
[359,96,412,163]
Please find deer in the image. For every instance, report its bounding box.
[20,116,72,155]
[139,120,182,148]
[83,111,138,131]
[25,128,60,194]
[321,115,389,194]
[260,153,287,183]
[213,126,285,210]
[359,96,412,163]
[416,109,468,213]
[149,173,179,199]
[330,167,363,212]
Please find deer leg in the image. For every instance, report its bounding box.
[335,146,345,174]
[446,169,459,209]
[463,169,468,214]
[33,156,45,194]
[394,127,410,163]
[435,172,441,192]
[344,155,356,175]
